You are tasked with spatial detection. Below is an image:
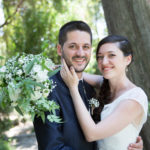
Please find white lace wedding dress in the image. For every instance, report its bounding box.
[97,87,148,150]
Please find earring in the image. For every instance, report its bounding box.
[125,67,128,72]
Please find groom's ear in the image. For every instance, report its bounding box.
[57,44,62,56]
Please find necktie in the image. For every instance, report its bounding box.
[78,80,89,109]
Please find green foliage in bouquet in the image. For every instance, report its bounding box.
[0,53,61,123]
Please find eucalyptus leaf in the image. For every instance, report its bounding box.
[31,112,35,121]
[8,84,15,98]
[48,67,61,77]
[41,112,45,123]
[41,59,51,71]
[0,72,5,74]
[47,114,62,123]
[15,106,24,116]
[25,58,37,74]
[23,79,45,89]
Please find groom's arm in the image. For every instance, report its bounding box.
[128,136,143,150]
[33,95,74,150]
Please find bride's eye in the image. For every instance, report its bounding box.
[109,54,116,58]
[97,56,104,60]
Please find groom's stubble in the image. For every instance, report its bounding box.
[61,49,90,73]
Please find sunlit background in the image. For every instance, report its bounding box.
[0,0,107,74]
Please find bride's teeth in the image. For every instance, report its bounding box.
[103,68,111,71]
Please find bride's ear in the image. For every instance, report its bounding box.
[126,55,132,66]
[57,44,62,56]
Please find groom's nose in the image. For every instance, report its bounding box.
[76,47,84,56]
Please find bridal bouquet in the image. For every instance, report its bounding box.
[0,53,61,123]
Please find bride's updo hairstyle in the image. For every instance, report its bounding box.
[93,35,133,123]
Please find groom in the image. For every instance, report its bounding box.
[33,21,143,150]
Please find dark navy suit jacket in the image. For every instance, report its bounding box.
[34,71,96,150]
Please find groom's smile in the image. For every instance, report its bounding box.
[72,56,87,66]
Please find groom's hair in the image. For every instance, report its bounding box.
[58,21,92,47]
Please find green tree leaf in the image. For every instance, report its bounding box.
[0,56,4,60]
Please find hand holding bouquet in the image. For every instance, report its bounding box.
[0,53,61,123]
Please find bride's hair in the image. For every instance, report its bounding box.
[92,35,133,123]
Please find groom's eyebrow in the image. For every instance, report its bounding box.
[68,42,76,44]
[68,42,91,45]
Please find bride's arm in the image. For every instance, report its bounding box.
[83,72,103,88]
[69,85,143,141]
[60,59,143,142]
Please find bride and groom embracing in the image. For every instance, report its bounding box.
[33,21,148,150]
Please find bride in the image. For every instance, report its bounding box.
[61,35,148,150]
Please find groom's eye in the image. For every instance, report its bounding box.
[83,45,90,50]
[69,44,76,49]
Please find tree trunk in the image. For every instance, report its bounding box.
[140,115,150,150]
[101,0,150,149]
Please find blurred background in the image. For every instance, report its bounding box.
[0,0,149,150]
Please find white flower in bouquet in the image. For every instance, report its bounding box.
[0,53,61,123]
[18,58,24,64]
[31,90,42,101]
[45,59,55,70]
[32,64,42,73]
[16,69,23,76]
[35,70,49,82]
[30,64,49,82]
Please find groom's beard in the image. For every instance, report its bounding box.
[61,51,89,73]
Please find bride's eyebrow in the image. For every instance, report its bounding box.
[108,51,116,53]
[97,51,116,54]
